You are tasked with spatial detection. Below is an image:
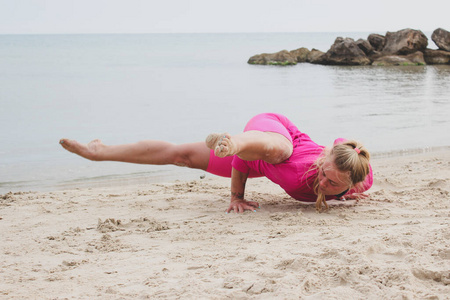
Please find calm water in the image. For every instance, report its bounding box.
[1,32,449,193]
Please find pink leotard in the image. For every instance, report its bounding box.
[206,113,373,202]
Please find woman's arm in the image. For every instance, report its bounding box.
[226,167,259,213]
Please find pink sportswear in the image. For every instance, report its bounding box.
[206,113,373,202]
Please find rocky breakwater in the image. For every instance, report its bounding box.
[248,28,450,66]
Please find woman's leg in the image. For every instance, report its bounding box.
[59,139,210,170]
[206,130,293,164]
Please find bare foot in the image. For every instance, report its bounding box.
[59,139,105,161]
[205,133,238,158]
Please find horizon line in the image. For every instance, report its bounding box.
[0,28,437,36]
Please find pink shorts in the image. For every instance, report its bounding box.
[205,113,293,178]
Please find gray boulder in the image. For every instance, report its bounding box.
[372,51,426,66]
[431,28,450,51]
[424,49,450,64]
[306,49,326,64]
[382,28,428,55]
[356,38,375,56]
[289,47,310,63]
[368,34,386,51]
[248,50,297,65]
[320,37,371,65]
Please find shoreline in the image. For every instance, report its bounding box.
[1,146,449,298]
[3,145,450,195]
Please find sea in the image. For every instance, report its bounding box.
[1,32,449,194]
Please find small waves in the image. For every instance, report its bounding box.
[372,145,450,159]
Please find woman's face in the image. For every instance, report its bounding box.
[318,157,350,196]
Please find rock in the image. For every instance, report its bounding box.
[423,49,450,64]
[382,28,428,55]
[320,37,371,65]
[307,49,326,64]
[248,28,442,67]
[289,47,310,63]
[368,34,386,51]
[248,50,297,65]
[403,51,426,65]
[372,51,426,66]
[367,51,383,62]
[356,39,375,56]
[431,28,450,51]
[372,56,412,66]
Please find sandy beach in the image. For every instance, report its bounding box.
[1,149,449,299]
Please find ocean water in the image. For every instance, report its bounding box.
[1,32,449,193]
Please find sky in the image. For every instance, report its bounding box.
[0,0,448,34]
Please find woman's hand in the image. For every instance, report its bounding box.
[227,198,259,214]
[226,167,258,213]
[340,192,369,202]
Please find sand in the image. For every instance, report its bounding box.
[1,150,449,299]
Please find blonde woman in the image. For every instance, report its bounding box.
[60,113,372,212]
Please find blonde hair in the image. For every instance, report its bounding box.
[313,140,371,211]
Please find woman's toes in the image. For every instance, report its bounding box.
[59,138,102,161]
[206,133,236,157]
[221,138,231,147]
[206,133,229,150]
[59,139,76,150]
[214,145,225,157]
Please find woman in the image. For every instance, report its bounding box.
[60,113,372,213]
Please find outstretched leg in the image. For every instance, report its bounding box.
[59,139,210,170]
[205,130,293,164]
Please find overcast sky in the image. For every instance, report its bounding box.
[0,0,448,34]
